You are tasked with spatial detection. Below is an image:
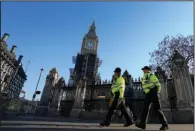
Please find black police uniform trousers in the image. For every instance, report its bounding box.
[105,92,133,124]
[125,99,137,120]
[140,87,168,125]
[118,99,137,120]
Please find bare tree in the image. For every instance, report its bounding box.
[149,34,194,75]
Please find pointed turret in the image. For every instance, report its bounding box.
[49,68,58,74]
[58,77,65,82]
[58,77,66,88]
[85,21,98,39]
[123,70,130,76]
[90,20,96,30]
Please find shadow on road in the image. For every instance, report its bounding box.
[0,128,144,131]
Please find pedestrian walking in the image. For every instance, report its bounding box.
[135,66,169,130]
[100,67,134,127]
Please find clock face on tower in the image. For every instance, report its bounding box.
[87,41,95,49]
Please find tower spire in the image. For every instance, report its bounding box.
[85,20,97,39]
[90,20,96,30]
[92,16,96,26]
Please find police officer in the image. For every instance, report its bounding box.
[117,76,137,122]
[135,66,169,130]
[100,67,134,127]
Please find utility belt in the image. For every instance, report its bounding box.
[150,86,158,92]
[145,86,158,94]
[112,91,120,99]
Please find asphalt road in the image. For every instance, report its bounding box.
[0,120,194,131]
[0,114,194,131]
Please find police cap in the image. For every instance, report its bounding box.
[141,66,151,71]
[114,67,121,73]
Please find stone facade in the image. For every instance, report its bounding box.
[0,33,26,99]
[69,22,100,117]
[48,77,65,116]
[172,50,194,108]
[35,22,193,124]
[9,56,26,99]
[35,68,59,116]
[58,50,194,124]
[59,79,146,116]
[169,50,194,124]
[155,67,169,107]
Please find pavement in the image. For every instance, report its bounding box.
[0,114,194,131]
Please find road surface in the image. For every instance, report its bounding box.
[0,120,194,131]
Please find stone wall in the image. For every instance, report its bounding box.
[60,100,74,117]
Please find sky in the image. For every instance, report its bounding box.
[1,2,193,100]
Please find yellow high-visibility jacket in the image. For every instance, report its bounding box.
[111,76,125,99]
[142,72,161,94]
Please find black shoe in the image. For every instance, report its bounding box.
[99,122,110,127]
[135,123,146,130]
[124,122,133,127]
[160,125,169,130]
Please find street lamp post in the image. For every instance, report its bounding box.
[32,68,44,101]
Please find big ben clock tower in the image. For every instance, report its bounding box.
[71,21,102,85]
[81,21,98,55]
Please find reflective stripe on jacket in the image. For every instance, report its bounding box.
[111,76,125,99]
[142,72,161,94]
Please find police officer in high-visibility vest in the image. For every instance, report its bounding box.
[100,67,134,127]
[117,75,137,122]
[135,66,169,130]
[109,74,117,106]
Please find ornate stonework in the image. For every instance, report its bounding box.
[155,66,169,107]
[0,33,26,99]
[172,50,194,108]
[35,68,58,116]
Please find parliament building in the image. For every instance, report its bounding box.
[37,22,194,124]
